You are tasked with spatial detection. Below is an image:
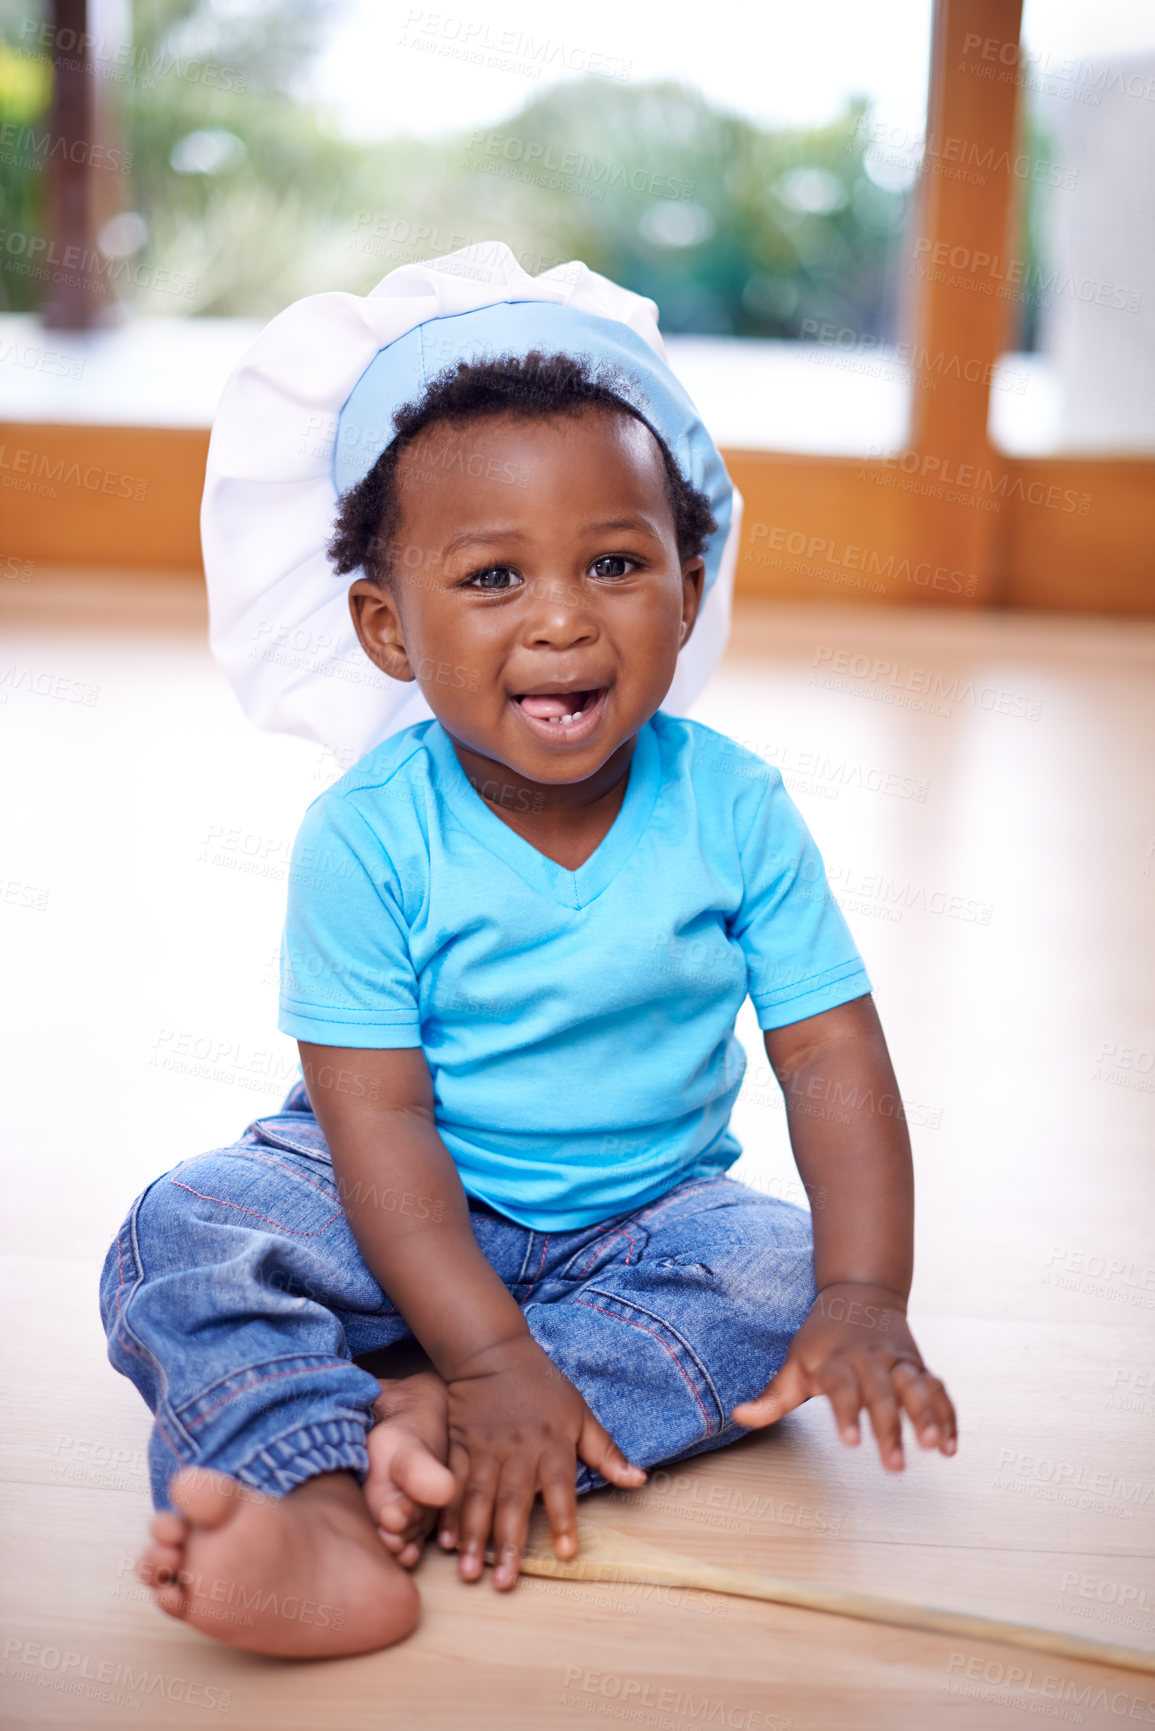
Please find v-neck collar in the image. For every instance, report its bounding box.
[425,716,662,911]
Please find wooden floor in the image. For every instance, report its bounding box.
[2,573,1153,1729]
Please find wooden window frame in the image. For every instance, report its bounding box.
[3,0,1152,611]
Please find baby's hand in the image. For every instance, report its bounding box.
[438,1334,646,1588]
[731,1281,957,1471]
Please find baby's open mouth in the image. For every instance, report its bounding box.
[512,688,604,727]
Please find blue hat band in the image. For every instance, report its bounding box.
[334,300,732,594]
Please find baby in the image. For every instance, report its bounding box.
[101,342,956,1661]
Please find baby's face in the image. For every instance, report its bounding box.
[349,407,704,786]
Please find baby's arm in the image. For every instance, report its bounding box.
[731,995,958,1469]
[297,1042,645,1586]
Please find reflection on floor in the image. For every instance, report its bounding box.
[2,573,1153,1729]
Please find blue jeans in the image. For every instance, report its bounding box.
[100,1081,815,1511]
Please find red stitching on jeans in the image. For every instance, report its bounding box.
[184,1360,353,1429]
[169,1180,342,1236]
[521,1234,551,1296]
[572,1297,712,1431]
[154,1411,186,1465]
[110,1230,155,1377]
[574,1226,641,1278]
[236,1148,337,1199]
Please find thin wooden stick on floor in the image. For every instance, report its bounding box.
[513,1520,1155,1678]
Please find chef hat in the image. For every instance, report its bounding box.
[201,242,740,763]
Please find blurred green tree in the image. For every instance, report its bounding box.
[0,4,53,312]
[2,0,1041,348]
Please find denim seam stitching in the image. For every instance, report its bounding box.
[568,1225,643,1280]
[519,1233,552,1296]
[230,1147,338,1199]
[181,1360,359,1431]
[634,1180,722,1225]
[169,1178,343,1237]
[572,1292,720,1434]
[513,1230,539,1287]
[112,1191,197,1464]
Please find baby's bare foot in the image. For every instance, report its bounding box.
[365,1369,455,1568]
[136,1467,418,1657]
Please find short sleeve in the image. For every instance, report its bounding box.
[732,769,872,1030]
[277,793,423,1048]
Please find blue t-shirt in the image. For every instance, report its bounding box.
[278,711,871,1230]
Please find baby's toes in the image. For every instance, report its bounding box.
[150,1511,187,1546]
[366,1482,418,1534]
[137,1539,184,1589]
[389,1439,456,1511]
[379,1505,438,1569]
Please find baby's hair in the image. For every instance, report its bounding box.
[326,350,716,586]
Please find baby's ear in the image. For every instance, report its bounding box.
[347,578,415,682]
[679,557,707,648]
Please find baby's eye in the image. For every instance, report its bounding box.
[590,555,636,579]
[466,565,523,591]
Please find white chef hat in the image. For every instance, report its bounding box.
[201,242,740,764]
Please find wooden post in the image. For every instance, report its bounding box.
[901,0,1024,603]
[40,0,120,329]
